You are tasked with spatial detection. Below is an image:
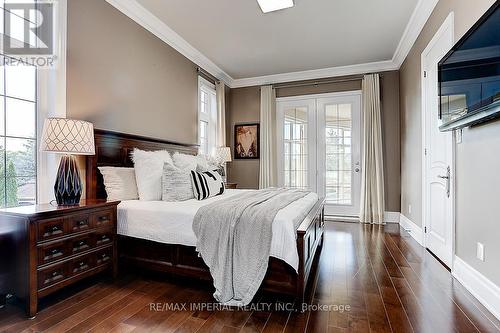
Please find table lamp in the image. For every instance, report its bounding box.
[41,118,95,205]
[216,147,232,182]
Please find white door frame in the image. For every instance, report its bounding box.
[421,12,455,266]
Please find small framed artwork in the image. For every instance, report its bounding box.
[234,123,260,159]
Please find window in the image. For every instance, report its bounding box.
[198,77,216,155]
[0,58,37,208]
[0,4,38,208]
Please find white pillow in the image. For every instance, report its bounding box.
[172,152,209,171]
[98,167,139,201]
[132,148,173,200]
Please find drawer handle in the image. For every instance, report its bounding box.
[78,241,86,247]
[98,216,109,222]
[52,271,59,277]
[51,226,60,232]
[101,253,107,258]
[79,261,85,267]
[77,220,87,226]
[51,248,59,255]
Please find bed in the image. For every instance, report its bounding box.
[86,129,325,304]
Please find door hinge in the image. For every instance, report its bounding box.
[424,71,427,78]
[424,148,427,156]
[424,226,427,233]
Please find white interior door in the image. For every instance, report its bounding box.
[317,93,362,217]
[276,92,362,218]
[422,14,454,267]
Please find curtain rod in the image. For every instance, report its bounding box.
[197,67,219,84]
[271,73,383,90]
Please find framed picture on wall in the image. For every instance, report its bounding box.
[234,123,260,159]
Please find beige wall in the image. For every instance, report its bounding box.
[67,0,199,145]
[227,71,401,212]
[226,87,261,189]
[399,0,500,285]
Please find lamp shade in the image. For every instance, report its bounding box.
[41,118,95,155]
[216,147,232,163]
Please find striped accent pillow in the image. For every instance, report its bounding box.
[191,169,225,200]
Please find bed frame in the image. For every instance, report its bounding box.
[86,129,325,304]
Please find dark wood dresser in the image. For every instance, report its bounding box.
[0,200,120,318]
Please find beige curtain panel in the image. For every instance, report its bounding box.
[216,81,226,147]
[359,74,385,224]
[259,85,277,189]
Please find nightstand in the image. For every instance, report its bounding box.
[225,183,238,189]
[0,199,120,318]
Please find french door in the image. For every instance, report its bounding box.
[276,91,362,217]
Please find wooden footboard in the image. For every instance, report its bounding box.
[296,198,325,301]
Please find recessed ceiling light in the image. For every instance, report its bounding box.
[257,0,294,13]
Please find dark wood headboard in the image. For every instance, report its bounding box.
[85,129,198,200]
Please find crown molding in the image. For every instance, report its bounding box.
[105,0,438,88]
[104,0,234,86]
[392,0,439,67]
[230,60,397,88]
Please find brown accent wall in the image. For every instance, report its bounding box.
[67,0,198,145]
[226,71,401,212]
[399,0,500,285]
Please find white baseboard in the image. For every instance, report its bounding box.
[384,211,400,224]
[399,214,423,246]
[452,256,500,322]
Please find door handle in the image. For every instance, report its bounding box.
[438,166,451,198]
[355,162,360,173]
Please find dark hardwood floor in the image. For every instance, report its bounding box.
[1,222,499,333]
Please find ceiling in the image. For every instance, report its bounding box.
[136,0,418,80]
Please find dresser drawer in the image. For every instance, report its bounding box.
[95,247,113,266]
[68,213,91,233]
[38,241,69,266]
[70,234,95,255]
[92,209,113,229]
[95,229,114,247]
[70,253,96,275]
[37,217,66,242]
[38,262,69,290]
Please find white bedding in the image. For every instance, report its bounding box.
[117,189,318,271]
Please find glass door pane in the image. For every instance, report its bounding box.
[325,103,352,205]
[276,98,316,192]
[283,107,308,189]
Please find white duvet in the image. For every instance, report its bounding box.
[117,189,318,271]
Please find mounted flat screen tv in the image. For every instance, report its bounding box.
[438,1,500,131]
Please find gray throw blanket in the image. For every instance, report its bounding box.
[193,188,309,306]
